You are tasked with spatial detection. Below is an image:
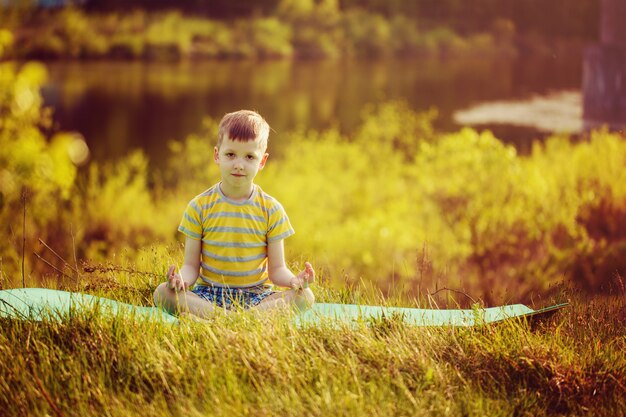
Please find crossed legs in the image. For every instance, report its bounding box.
[153,283,315,319]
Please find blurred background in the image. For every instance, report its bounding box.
[3,0,599,162]
[1,0,625,306]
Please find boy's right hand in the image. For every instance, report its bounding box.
[166,265,188,292]
[291,262,315,290]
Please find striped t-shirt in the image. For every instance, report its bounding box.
[178,183,294,288]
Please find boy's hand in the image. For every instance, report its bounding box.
[166,265,188,292]
[290,262,315,290]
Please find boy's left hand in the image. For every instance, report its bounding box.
[291,262,315,290]
[166,265,188,292]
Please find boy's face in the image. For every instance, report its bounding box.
[214,134,269,192]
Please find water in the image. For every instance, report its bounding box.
[40,53,583,165]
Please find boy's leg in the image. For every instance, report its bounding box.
[153,282,218,319]
[253,287,315,312]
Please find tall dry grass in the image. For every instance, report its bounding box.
[1,274,624,416]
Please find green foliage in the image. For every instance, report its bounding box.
[388,15,421,57]
[0,47,79,279]
[17,7,108,58]
[341,9,391,58]
[143,11,191,60]
[58,7,109,57]
[5,7,515,61]
[78,152,159,258]
[77,0,598,41]
[0,29,13,56]
[339,0,598,40]
[159,119,221,195]
[255,105,626,301]
[355,101,437,158]
[527,133,626,292]
[278,0,343,59]
[235,17,293,59]
[1,0,599,62]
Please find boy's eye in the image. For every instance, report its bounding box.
[225,153,235,158]
[246,155,256,160]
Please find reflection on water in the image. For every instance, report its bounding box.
[454,91,583,134]
[41,54,582,164]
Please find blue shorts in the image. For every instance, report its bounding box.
[191,284,277,310]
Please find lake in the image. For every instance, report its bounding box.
[41,53,583,165]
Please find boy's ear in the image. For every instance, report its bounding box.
[259,153,269,170]
[213,146,219,163]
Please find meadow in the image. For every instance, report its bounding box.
[1,279,624,416]
[1,33,625,416]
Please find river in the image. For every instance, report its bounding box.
[41,53,583,165]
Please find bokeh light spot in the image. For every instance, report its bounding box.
[68,134,90,165]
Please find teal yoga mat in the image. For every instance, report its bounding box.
[296,301,568,327]
[0,288,178,324]
[0,288,567,326]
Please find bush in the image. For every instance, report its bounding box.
[240,18,293,59]
[5,6,519,61]
[342,9,391,58]
[257,109,626,301]
[389,15,421,57]
[278,0,343,59]
[144,11,191,60]
[57,7,109,57]
[0,54,79,281]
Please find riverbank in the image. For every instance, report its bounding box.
[1,7,547,61]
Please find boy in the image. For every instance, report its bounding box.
[153,110,315,319]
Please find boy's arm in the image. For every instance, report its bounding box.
[167,237,201,291]
[267,239,314,289]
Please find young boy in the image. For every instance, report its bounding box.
[153,110,315,319]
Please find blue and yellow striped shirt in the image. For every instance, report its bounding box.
[178,183,294,287]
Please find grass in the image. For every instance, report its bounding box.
[0,268,624,417]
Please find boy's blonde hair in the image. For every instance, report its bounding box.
[217,110,270,151]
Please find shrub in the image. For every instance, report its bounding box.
[342,9,391,58]
[144,11,192,60]
[389,15,421,57]
[57,7,109,57]
[0,54,78,281]
[278,0,343,59]
[241,18,293,59]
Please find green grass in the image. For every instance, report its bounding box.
[0,273,624,416]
